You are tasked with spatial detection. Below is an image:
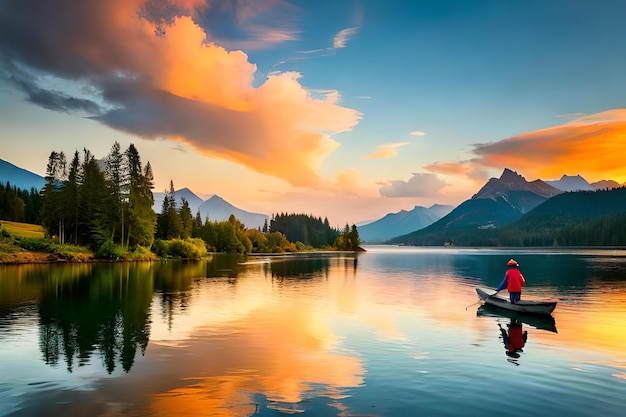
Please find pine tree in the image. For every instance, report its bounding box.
[41,151,66,240]
[79,149,110,247]
[179,198,193,239]
[104,141,128,245]
[125,144,157,247]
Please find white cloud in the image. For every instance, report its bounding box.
[379,173,447,198]
[333,27,359,48]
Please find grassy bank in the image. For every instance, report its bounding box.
[0,220,94,263]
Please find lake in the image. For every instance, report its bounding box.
[1,246,625,417]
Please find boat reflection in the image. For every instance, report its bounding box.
[477,303,558,333]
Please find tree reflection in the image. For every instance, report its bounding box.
[268,254,358,282]
[37,263,153,373]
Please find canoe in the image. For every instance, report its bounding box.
[475,287,557,316]
[476,304,558,333]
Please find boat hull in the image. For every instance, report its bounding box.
[476,304,557,333]
[475,287,557,315]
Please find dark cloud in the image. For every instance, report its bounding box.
[4,63,103,114]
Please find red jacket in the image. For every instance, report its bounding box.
[505,268,525,292]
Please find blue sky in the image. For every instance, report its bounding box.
[1,0,626,226]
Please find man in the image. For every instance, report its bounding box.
[496,259,525,304]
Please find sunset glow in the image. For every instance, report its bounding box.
[2,1,626,225]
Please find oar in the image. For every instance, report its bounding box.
[465,291,499,310]
[465,299,484,310]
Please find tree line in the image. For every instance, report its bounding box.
[1,141,362,257]
[0,182,42,224]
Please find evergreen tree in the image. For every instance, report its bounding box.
[79,149,110,247]
[156,180,182,239]
[61,150,81,244]
[125,145,157,247]
[193,210,203,230]
[0,182,25,222]
[179,198,193,239]
[104,141,128,245]
[41,151,66,240]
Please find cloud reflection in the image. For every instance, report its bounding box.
[145,302,364,415]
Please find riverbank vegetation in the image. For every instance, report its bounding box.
[0,142,361,262]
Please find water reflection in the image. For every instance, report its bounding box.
[498,319,528,365]
[267,253,358,281]
[2,249,626,417]
[37,263,153,373]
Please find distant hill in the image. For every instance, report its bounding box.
[198,195,269,230]
[498,187,626,246]
[358,204,453,243]
[0,159,46,191]
[153,187,204,214]
[390,169,562,246]
[545,174,594,192]
[591,179,623,190]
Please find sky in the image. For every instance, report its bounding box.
[2,0,626,227]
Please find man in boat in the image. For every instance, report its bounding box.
[495,259,525,304]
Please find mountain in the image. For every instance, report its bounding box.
[545,174,595,192]
[198,195,269,229]
[153,187,204,214]
[390,169,562,246]
[0,159,46,191]
[358,204,453,243]
[473,168,562,204]
[591,179,623,190]
[152,188,269,230]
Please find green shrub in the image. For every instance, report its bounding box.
[127,245,157,260]
[95,241,127,260]
[169,238,207,259]
[152,238,207,259]
[151,239,170,257]
[16,237,55,252]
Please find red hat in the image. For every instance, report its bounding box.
[507,259,519,267]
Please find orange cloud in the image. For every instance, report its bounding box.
[365,142,410,159]
[426,109,626,185]
[472,109,626,182]
[0,0,362,188]
[425,162,489,182]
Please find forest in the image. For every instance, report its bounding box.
[0,142,361,259]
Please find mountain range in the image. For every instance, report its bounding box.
[358,204,453,243]
[2,157,624,241]
[389,169,625,246]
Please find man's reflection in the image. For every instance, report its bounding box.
[498,319,528,365]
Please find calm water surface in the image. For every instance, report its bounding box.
[1,246,625,417]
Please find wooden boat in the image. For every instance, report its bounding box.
[475,287,557,316]
[476,304,557,333]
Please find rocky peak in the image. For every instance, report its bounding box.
[473,168,561,201]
